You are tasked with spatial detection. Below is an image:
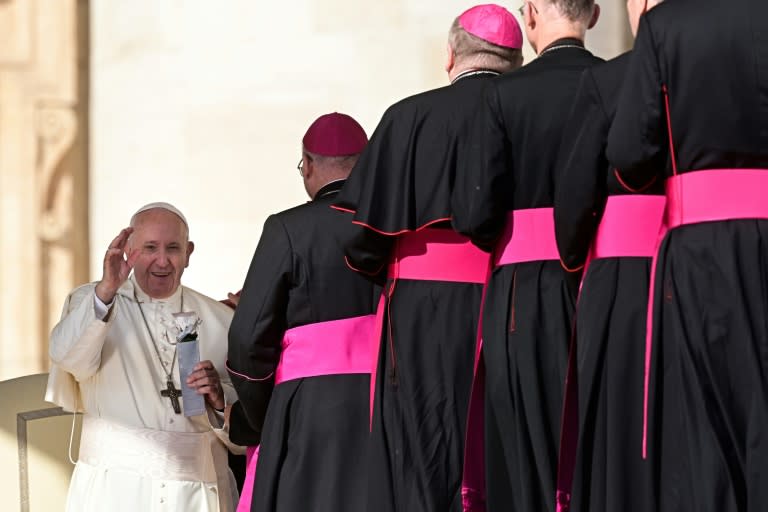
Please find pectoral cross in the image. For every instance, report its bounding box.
[161,379,182,414]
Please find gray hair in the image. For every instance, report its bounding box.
[304,150,360,178]
[548,0,596,22]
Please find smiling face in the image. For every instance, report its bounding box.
[127,208,194,299]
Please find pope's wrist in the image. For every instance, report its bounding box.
[95,282,117,304]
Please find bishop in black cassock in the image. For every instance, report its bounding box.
[227,113,378,512]
[333,5,524,511]
[607,1,768,510]
[553,2,665,511]
[452,1,602,510]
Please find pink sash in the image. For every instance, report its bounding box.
[666,169,768,226]
[494,208,559,265]
[642,169,768,458]
[275,315,373,384]
[236,315,374,512]
[370,229,490,426]
[236,446,259,512]
[591,195,667,259]
[387,228,490,283]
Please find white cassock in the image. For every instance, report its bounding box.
[46,275,243,512]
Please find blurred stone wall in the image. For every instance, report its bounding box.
[0,0,89,380]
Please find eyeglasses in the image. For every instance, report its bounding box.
[518,1,539,16]
[297,158,304,177]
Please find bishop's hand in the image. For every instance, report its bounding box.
[95,227,139,304]
[221,290,241,309]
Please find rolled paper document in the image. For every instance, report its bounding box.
[178,338,206,417]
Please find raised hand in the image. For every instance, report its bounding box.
[95,227,140,304]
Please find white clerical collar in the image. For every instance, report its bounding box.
[128,274,183,306]
[451,69,500,84]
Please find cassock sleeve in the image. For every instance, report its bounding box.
[554,68,609,273]
[227,400,257,446]
[452,82,511,251]
[227,214,292,442]
[606,14,667,187]
[332,106,401,226]
[344,224,391,286]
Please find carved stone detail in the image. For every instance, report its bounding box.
[0,0,89,380]
[37,106,78,242]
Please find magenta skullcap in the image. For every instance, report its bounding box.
[302,112,368,157]
[459,4,523,49]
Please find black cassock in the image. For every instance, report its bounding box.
[227,180,379,512]
[333,71,498,512]
[607,1,768,511]
[554,52,663,512]
[452,40,602,512]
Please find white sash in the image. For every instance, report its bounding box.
[78,416,220,483]
[76,416,237,511]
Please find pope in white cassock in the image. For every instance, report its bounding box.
[46,202,242,512]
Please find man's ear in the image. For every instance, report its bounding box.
[445,43,456,74]
[525,3,536,30]
[185,241,195,268]
[304,156,316,181]
[588,3,601,29]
